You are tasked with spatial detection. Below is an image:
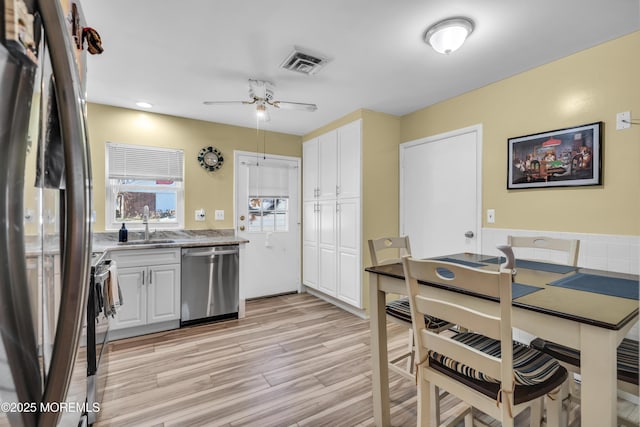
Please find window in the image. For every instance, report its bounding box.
[105,142,184,230]
[246,161,292,233]
[248,197,289,232]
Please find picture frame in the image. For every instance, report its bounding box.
[507,122,602,189]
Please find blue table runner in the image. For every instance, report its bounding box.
[548,273,639,300]
[481,257,577,274]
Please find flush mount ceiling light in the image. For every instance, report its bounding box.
[424,17,474,54]
[135,101,153,108]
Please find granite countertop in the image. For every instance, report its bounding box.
[93,229,249,253]
[26,229,249,256]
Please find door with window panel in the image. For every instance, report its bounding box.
[235,153,300,299]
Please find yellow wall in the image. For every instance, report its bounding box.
[87,103,302,231]
[401,31,640,235]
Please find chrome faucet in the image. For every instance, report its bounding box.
[142,205,150,241]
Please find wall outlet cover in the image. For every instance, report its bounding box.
[616,111,631,130]
[215,210,224,220]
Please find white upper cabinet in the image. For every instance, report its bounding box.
[337,120,361,199]
[302,138,319,201]
[318,130,338,199]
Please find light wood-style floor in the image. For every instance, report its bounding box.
[94,293,636,427]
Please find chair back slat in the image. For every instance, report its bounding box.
[404,259,504,299]
[368,236,411,266]
[507,235,579,266]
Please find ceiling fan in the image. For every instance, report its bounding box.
[203,79,317,121]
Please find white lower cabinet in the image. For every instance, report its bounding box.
[336,198,361,307]
[107,248,181,335]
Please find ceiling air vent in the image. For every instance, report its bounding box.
[280,47,329,75]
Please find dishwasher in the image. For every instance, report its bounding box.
[181,245,239,326]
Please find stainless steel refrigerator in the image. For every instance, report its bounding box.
[1,0,92,426]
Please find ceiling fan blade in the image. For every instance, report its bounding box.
[203,100,256,106]
[272,101,318,112]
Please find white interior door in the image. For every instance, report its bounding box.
[400,125,482,258]
[235,152,301,299]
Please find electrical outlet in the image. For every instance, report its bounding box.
[616,111,631,130]
[215,210,224,221]
[195,209,206,221]
[487,209,495,224]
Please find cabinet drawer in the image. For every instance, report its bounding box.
[108,248,180,268]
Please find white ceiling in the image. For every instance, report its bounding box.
[81,0,639,136]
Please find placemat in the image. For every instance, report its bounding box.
[548,273,639,300]
[480,257,577,274]
[512,282,544,299]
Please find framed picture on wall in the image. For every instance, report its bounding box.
[507,122,602,189]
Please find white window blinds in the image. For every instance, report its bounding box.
[106,142,184,181]
[247,161,293,197]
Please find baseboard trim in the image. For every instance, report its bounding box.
[109,320,180,341]
[304,287,367,319]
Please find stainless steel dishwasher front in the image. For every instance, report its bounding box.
[180,245,239,326]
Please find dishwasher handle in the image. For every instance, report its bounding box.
[183,249,238,257]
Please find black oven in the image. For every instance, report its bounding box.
[87,253,114,425]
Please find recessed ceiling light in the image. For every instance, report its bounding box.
[135,101,153,108]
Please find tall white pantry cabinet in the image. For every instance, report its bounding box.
[303,119,362,308]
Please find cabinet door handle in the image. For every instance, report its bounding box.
[142,270,145,285]
[149,269,152,284]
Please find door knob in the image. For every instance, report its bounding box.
[464,230,474,238]
[239,225,245,231]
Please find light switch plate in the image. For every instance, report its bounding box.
[215,210,224,221]
[487,209,495,224]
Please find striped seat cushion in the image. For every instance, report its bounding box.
[385,297,451,330]
[429,332,563,386]
[530,337,639,386]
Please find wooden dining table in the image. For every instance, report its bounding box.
[366,253,639,427]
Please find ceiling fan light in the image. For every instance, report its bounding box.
[256,103,267,119]
[425,17,474,55]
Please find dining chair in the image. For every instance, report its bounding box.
[507,235,580,267]
[530,336,639,426]
[368,237,452,381]
[507,235,582,423]
[402,251,568,427]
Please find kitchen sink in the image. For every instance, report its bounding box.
[117,239,175,246]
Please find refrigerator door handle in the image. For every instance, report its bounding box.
[37,1,92,424]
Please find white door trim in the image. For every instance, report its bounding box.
[399,124,483,252]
